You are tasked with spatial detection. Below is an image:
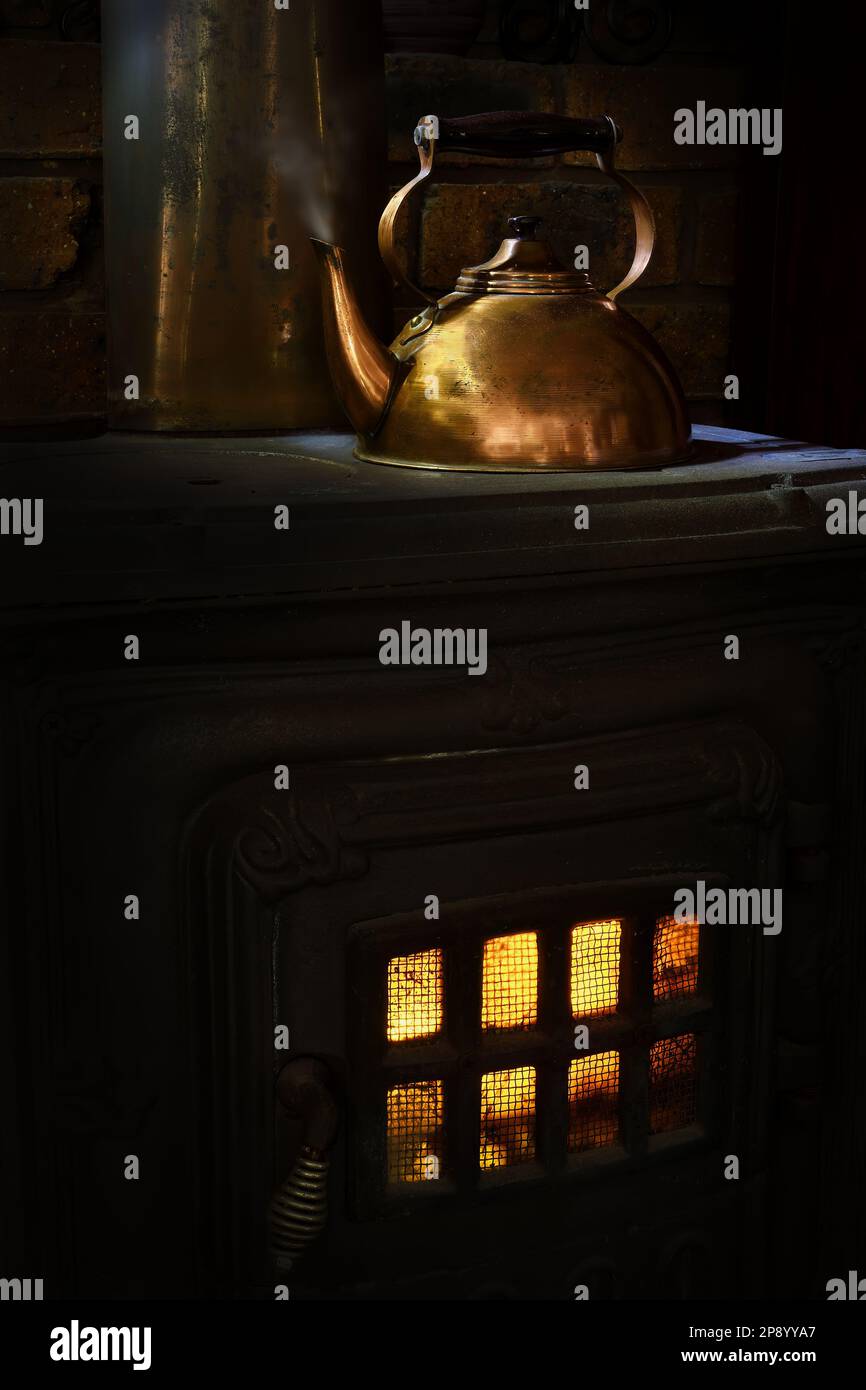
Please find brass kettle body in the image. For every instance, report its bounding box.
[312,112,691,472]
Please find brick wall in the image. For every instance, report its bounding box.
[386,5,744,425]
[0,1,104,430]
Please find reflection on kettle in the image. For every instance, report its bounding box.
[312,110,692,473]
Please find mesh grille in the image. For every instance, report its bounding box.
[386,1080,444,1182]
[481,931,538,1032]
[480,1066,536,1169]
[387,948,443,1043]
[649,1033,698,1133]
[571,918,621,1018]
[653,915,700,1000]
[568,1051,620,1152]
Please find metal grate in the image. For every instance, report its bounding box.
[649,1033,698,1133]
[568,1050,620,1151]
[386,1080,444,1182]
[480,1066,536,1169]
[481,931,538,1032]
[387,948,443,1043]
[376,901,711,1193]
[570,918,622,1018]
[653,915,700,1000]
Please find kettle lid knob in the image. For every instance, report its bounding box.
[508,215,543,240]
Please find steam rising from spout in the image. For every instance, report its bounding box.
[270,0,345,247]
[274,144,336,246]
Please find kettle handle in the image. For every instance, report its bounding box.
[379,111,655,303]
[434,110,622,158]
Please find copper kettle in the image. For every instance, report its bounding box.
[312,111,691,471]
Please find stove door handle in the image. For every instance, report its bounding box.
[269,1058,339,1270]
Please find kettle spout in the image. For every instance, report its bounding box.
[311,239,399,438]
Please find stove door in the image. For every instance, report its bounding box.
[189,717,780,1299]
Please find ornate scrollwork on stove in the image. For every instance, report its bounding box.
[481,651,570,735]
[187,716,781,914]
[60,1,100,41]
[498,0,673,68]
[233,790,368,902]
[809,624,865,673]
[407,719,779,863]
[39,706,103,757]
[702,729,782,827]
[499,0,580,64]
[584,0,673,64]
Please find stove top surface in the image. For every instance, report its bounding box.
[2,426,866,614]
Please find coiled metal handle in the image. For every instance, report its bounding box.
[269,1058,339,1270]
[270,1146,330,1264]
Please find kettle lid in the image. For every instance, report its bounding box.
[456,216,592,295]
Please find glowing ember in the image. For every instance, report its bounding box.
[481,931,538,1031]
[649,1033,697,1133]
[386,1080,444,1182]
[570,919,621,1018]
[387,948,442,1043]
[653,916,700,999]
[568,1051,620,1151]
[480,1066,536,1169]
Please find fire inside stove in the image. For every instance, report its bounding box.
[385,913,701,1185]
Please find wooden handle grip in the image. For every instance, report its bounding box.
[431,110,622,158]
